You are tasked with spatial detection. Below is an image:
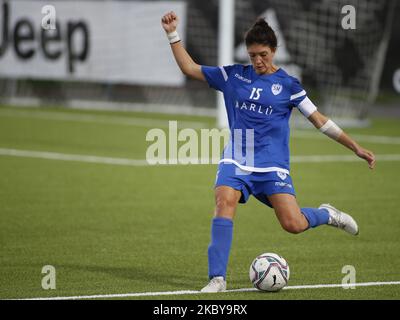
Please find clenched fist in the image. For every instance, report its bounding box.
[161,11,179,34]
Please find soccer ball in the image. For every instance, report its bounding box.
[249,252,290,292]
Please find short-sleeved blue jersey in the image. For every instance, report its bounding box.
[202,64,317,174]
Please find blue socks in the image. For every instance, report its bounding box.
[207,217,233,279]
[301,207,330,228]
[206,209,329,279]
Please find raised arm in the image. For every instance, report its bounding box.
[161,11,205,81]
[308,111,376,169]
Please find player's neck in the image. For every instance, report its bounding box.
[255,64,279,76]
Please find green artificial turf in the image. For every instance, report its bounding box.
[0,105,399,300]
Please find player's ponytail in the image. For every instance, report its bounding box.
[245,18,278,49]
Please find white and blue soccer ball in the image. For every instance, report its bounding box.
[249,252,290,292]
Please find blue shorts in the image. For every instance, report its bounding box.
[214,162,296,208]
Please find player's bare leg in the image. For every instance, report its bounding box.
[214,186,241,219]
[268,193,309,234]
[268,193,359,235]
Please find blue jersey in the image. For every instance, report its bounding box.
[201,64,317,174]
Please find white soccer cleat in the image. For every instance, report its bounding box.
[200,276,227,293]
[319,203,359,236]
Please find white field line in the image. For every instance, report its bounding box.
[291,154,400,163]
[0,148,149,166]
[1,148,400,166]
[292,130,400,145]
[0,109,208,129]
[11,281,400,300]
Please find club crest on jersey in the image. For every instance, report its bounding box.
[271,83,283,96]
[277,171,287,180]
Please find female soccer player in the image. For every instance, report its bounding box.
[161,11,376,293]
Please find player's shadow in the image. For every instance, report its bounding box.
[60,263,204,289]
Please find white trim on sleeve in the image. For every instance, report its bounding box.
[219,66,228,81]
[290,90,306,101]
[297,96,317,118]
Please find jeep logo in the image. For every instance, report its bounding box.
[0,1,90,73]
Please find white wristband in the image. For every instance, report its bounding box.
[167,30,180,44]
[319,119,343,140]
